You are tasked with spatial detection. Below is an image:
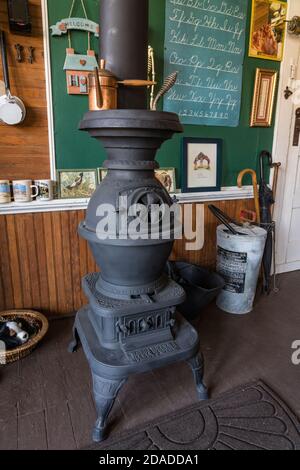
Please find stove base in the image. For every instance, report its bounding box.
[69,306,208,442]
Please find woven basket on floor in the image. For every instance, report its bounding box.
[0,310,49,364]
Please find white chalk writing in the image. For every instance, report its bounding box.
[176,75,239,92]
[170,30,243,55]
[169,9,244,41]
[164,0,247,126]
[167,89,238,111]
[169,52,240,76]
[170,0,246,20]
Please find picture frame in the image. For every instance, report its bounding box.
[249,0,287,62]
[250,68,278,127]
[182,138,222,193]
[57,169,98,199]
[97,167,108,183]
[155,168,176,193]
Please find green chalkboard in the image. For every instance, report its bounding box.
[48,0,283,187]
[163,0,248,127]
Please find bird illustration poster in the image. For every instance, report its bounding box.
[188,143,217,189]
[182,138,222,193]
[58,170,98,198]
[155,168,176,193]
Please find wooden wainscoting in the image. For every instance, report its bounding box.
[0,199,255,317]
[0,0,50,180]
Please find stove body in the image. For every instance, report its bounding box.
[69,0,208,443]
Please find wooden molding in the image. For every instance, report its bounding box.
[0,186,254,215]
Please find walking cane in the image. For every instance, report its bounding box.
[237,169,261,224]
[270,162,281,292]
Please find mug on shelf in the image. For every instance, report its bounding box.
[0,180,12,204]
[12,180,38,203]
[34,180,54,202]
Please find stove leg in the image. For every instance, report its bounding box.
[92,373,127,442]
[68,326,80,353]
[188,353,208,401]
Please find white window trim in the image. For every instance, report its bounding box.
[41,0,56,180]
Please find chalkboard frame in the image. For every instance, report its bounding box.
[182,137,222,193]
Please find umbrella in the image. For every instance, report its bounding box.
[259,150,275,294]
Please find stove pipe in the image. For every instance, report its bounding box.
[100,0,149,109]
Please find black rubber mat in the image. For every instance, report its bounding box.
[91,381,300,450]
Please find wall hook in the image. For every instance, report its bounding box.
[14,44,23,63]
[28,46,35,64]
[284,86,293,100]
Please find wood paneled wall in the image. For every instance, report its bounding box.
[0,0,50,180]
[0,199,255,317]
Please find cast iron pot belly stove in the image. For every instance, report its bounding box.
[69,0,208,443]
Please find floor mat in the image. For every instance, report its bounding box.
[90,381,300,450]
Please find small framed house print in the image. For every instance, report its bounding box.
[64,48,98,95]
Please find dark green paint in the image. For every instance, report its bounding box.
[48,0,283,187]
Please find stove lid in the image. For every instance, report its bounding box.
[79,109,183,133]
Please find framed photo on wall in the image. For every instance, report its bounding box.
[155,168,176,193]
[182,138,222,193]
[250,68,278,127]
[249,0,287,62]
[57,169,98,199]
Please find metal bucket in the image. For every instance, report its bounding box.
[166,262,225,320]
[216,224,267,314]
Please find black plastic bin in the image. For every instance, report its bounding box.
[166,262,225,320]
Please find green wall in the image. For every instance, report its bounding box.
[48,0,283,187]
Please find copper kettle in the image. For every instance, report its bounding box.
[88,59,156,111]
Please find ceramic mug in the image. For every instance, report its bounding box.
[12,180,38,203]
[34,180,54,202]
[0,180,12,204]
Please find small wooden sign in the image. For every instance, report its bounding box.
[50,17,100,37]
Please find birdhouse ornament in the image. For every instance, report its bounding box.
[51,0,99,95]
[64,48,98,95]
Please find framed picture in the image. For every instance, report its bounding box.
[249,0,287,62]
[97,167,108,183]
[155,168,176,193]
[182,138,222,193]
[250,68,278,127]
[57,169,98,199]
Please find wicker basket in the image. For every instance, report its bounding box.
[0,310,49,364]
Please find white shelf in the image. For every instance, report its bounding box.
[0,186,253,216]
[175,186,254,203]
[0,198,90,215]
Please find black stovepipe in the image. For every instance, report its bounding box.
[100,0,149,109]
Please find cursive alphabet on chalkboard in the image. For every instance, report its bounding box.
[164,0,248,127]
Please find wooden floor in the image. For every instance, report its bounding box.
[1,271,300,450]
